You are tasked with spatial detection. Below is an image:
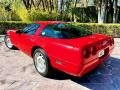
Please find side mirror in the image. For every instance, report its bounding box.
[16,30,22,34]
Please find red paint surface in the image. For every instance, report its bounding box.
[7,21,114,77]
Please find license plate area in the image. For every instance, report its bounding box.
[98,50,105,58]
[98,48,109,59]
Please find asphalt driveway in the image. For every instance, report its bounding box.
[0,36,120,90]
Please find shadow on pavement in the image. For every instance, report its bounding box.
[50,56,120,90]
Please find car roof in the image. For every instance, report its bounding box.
[35,21,64,25]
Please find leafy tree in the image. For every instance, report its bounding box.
[0,0,120,23]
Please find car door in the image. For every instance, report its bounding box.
[16,23,40,54]
[40,24,68,61]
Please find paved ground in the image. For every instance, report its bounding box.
[0,36,120,90]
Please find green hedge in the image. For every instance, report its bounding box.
[0,21,120,37]
[72,23,120,37]
[0,21,30,34]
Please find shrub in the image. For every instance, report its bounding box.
[0,21,30,34]
[73,23,120,37]
[0,21,120,38]
[0,6,11,21]
[29,8,58,21]
[12,1,30,21]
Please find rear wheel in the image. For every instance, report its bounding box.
[33,48,52,77]
[4,35,15,49]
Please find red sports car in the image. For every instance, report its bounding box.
[4,21,114,77]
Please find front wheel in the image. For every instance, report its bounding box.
[33,48,52,77]
[4,35,15,49]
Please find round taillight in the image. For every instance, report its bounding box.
[91,46,97,55]
[83,48,90,58]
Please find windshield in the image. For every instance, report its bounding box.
[41,23,92,39]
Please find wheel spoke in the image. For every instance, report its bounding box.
[35,52,46,73]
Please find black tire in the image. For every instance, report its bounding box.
[33,48,52,77]
[4,35,16,49]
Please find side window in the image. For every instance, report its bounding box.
[41,26,63,38]
[22,23,40,35]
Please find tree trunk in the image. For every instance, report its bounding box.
[72,0,78,22]
[107,0,113,23]
[49,0,53,13]
[45,0,50,12]
[23,0,29,9]
[113,0,118,23]
[98,0,107,23]
[31,0,35,8]
[60,0,64,20]
[22,0,34,9]
[41,0,46,11]
[36,0,42,7]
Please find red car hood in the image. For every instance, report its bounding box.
[62,34,111,48]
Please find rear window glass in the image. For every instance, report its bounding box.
[41,23,92,39]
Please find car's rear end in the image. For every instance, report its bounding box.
[78,34,114,76]
[32,22,114,77]
[63,33,114,77]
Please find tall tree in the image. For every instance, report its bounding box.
[97,0,108,23]
[72,0,78,22]
[113,0,118,23]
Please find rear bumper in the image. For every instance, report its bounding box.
[77,47,114,77]
[78,55,109,77]
[62,54,110,77]
[54,46,114,77]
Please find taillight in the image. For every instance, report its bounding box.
[83,48,90,58]
[83,46,97,58]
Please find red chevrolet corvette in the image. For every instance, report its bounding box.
[4,21,114,77]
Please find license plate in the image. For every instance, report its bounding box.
[98,50,105,57]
